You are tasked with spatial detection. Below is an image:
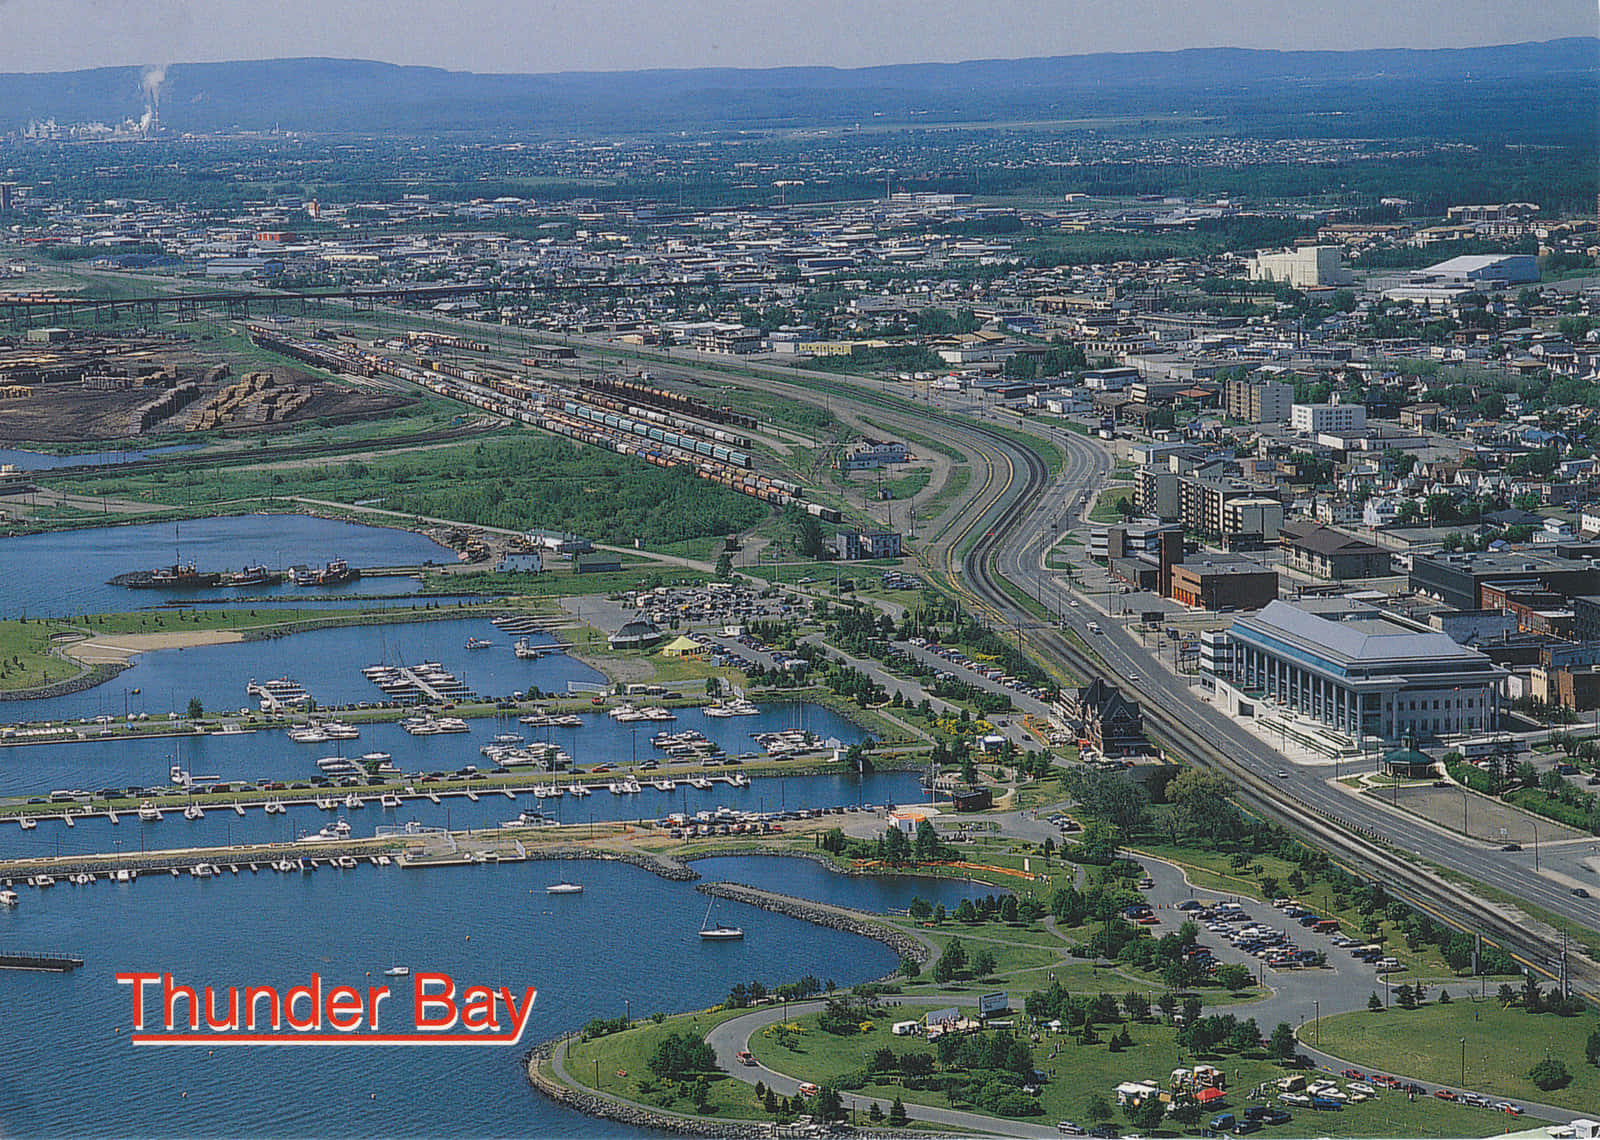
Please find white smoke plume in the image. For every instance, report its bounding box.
[138,65,167,133]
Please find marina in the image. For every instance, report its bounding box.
[0,854,895,1136]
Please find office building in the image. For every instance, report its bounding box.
[1226,600,1506,742]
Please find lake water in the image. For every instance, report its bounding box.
[0,854,900,1136]
[0,444,203,470]
[0,515,455,619]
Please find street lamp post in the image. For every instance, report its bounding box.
[1313,1000,1319,1047]
[625,998,631,1027]
[1459,1037,1466,1087]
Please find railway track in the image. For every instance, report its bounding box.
[949,422,1600,997]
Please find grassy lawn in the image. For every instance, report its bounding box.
[1089,491,1135,524]
[1316,998,1600,1112]
[564,1006,768,1120]
[751,1007,1502,1135]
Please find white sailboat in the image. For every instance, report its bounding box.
[698,897,744,941]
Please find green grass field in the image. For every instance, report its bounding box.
[750,1007,1507,1135]
[1315,999,1600,1113]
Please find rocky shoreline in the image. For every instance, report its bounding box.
[0,660,127,702]
[525,1038,772,1138]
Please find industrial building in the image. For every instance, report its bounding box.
[834,530,903,560]
[1246,245,1353,288]
[839,440,908,470]
[1221,601,1506,742]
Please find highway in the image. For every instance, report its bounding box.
[944,419,1600,994]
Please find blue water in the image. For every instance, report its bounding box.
[0,444,203,470]
[693,854,1008,913]
[1,619,601,724]
[0,515,454,619]
[0,856,899,1136]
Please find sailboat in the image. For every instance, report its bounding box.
[698,897,744,941]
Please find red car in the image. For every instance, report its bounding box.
[1370,1075,1398,1088]
[1433,1089,1458,1101]
[1341,1069,1364,1080]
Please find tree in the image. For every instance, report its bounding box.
[1156,992,1177,1022]
[1000,895,1020,924]
[1395,983,1416,1010]
[868,1101,885,1123]
[1586,1026,1600,1067]
[187,697,204,720]
[954,898,978,924]
[1166,768,1241,843]
[900,955,922,980]
[972,949,998,978]
[1086,1094,1114,1121]
[932,937,967,983]
[815,1084,845,1121]
[1215,962,1253,991]
[908,897,932,920]
[1529,1057,1572,1091]
[884,826,911,864]
[913,819,940,862]
[888,1096,909,1125]
[1368,992,1384,1012]
[647,1031,717,1081]
[1269,1021,1296,1059]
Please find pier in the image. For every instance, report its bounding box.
[0,951,84,973]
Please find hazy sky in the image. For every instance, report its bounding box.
[0,0,1593,74]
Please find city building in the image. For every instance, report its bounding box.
[1167,555,1278,611]
[1410,551,1600,611]
[1223,378,1293,424]
[1291,402,1367,434]
[1278,523,1391,580]
[1224,600,1506,742]
[1056,678,1146,756]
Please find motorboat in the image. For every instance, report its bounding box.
[546,881,583,895]
[18,815,36,830]
[183,803,204,820]
[137,802,162,822]
[0,889,17,906]
[190,863,216,878]
[384,964,410,977]
[70,872,95,885]
[465,637,493,650]
[380,794,402,809]
[499,810,552,829]
[315,796,338,810]
[32,874,56,889]
[344,793,364,810]
[264,800,287,815]
[335,855,358,869]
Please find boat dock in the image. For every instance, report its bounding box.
[0,773,757,827]
[0,951,84,973]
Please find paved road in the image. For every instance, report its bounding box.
[974,426,1600,980]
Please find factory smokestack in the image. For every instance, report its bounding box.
[138,65,167,134]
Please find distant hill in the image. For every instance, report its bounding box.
[2,39,1595,141]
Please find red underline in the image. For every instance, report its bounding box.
[131,1032,525,1046]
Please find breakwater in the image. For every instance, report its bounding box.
[526,1037,767,1138]
[525,845,699,881]
[696,880,927,964]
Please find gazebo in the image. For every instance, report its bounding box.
[1381,733,1437,779]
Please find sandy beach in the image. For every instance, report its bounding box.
[63,630,246,666]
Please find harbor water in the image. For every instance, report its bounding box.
[0,515,455,619]
[1,619,597,723]
[0,854,900,1136]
